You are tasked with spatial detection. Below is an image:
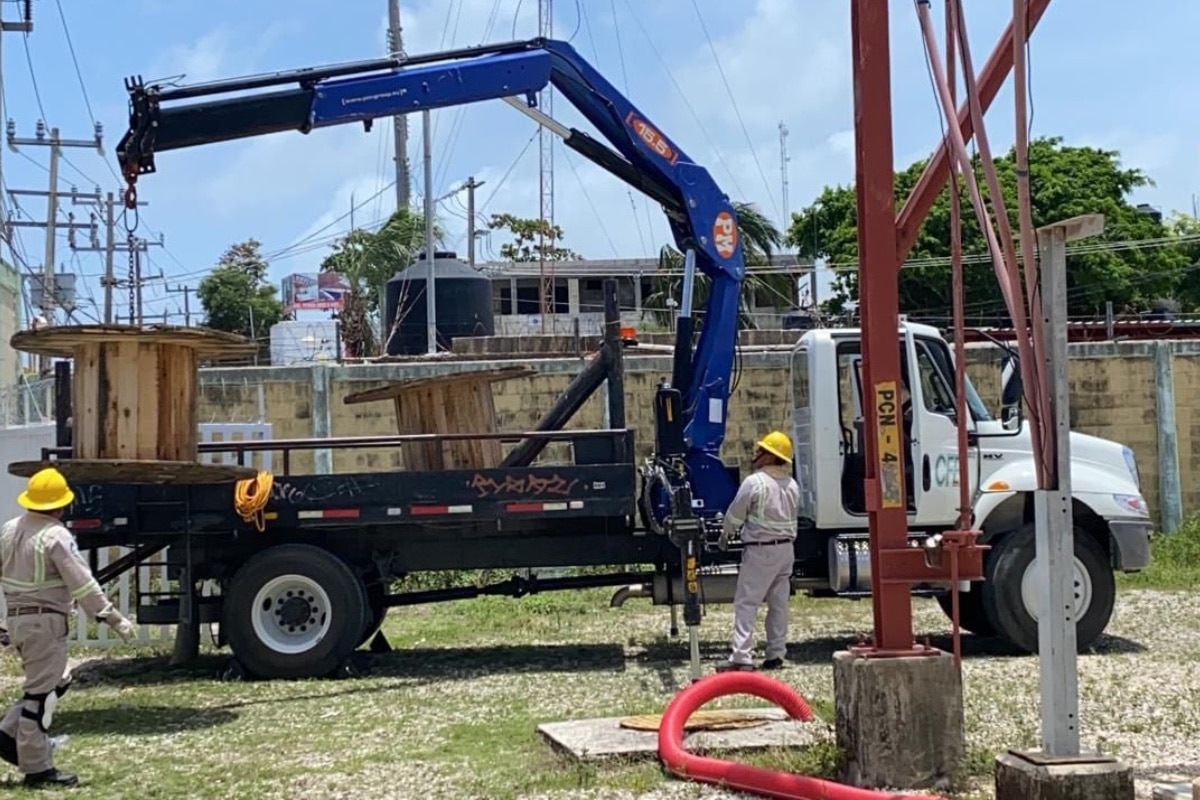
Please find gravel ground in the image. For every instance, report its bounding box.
[0,586,1194,799]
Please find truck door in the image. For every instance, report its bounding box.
[907,334,979,525]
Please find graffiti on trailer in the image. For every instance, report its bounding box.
[468,473,580,499]
[73,485,104,514]
[270,476,378,504]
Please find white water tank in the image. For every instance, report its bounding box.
[269,320,339,366]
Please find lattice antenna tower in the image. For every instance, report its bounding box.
[778,121,790,227]
[538,0,556,327]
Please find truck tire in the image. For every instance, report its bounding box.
[981,524,1115,654]
[934,589,995,637]
[223,544,369,680]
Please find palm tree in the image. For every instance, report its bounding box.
[644,201,792,329]
[321,207,445,356]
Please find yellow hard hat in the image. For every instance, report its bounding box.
[756,431,793,464]
[17,467,74,512]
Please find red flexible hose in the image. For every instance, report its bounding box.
[657,672,944,800]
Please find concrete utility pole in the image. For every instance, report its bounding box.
[1033,213,1104,757]
[387,0,411,209]
[166,284,195,326]
[537,0,555,329]
[465,175,485,268]
[7,122,104,334]
[69,192,158,324]
[422,109,436,354]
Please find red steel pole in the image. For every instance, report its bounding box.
[895,0,1052,263]
[850,0,915,653]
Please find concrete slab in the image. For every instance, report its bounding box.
[537,708,824,762]
[994,750,1133,800]
[1152,780,1199,800]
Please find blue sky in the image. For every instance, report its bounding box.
[2,0,1197,325]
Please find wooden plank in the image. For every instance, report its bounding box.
[9,324,257,361]
[135,342,161,461]
[342,366,536,405]
[113,341,140,461]
[7,459,256,484]
[72,343,99,460]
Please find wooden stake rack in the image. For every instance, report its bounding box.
[7,324,261,484]
[342,365,536,471]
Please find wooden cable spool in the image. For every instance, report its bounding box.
[342,365,536,471]
[7,324,261,484]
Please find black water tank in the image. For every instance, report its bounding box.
[383,251,495,355]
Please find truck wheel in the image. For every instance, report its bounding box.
[224,544,369,680]
[981,524,1115,654]
[934,589,995,637]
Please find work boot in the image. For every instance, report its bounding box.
[23,768,78,788]
[761,657,784,670]
[714,662,755,673]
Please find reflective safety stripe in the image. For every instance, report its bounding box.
[1,576,65,591]
[70,578,101,600]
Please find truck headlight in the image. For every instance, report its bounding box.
[1112,494,1149,518]
[1122,446,1140,489]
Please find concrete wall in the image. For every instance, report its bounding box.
[0,261,22,388]
[195,338,1200,530]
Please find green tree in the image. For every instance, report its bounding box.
[319,208,444,357]
[787,136,1192,321]
[196,239,283,357]
[1167,212,1200,311]
[487,213,580,262]
[644,201,790,329]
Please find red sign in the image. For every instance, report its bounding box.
[626,112,678,165]
[712,211,738,258]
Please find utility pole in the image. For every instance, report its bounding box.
[166,284,194,326]
[465,175,485,268]
[778,121,790,225]
[537,0,555,330]
[387,0,410,209]
[422,109,436,354]
[7,121,104,335]
[69,191,159,324]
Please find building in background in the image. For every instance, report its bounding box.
[480,253,812,335]
[0,258,22,386]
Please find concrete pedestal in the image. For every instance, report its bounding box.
[995,751,1134,800]
[833,649,963,790]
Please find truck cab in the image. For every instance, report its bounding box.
[788,321,1154,652]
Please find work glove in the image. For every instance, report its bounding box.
[0,627,9,649]
[98,607,136,643]
[717,532,730,551]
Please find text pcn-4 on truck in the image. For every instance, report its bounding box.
[786,321,1153,653]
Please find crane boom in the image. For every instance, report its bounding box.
[117,36,743,511]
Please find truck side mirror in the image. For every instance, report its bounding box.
[999,355,1022,429]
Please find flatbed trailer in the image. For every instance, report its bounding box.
[57,427,742,680]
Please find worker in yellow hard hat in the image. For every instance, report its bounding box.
[0,467,136,788]
[716,431,800,673]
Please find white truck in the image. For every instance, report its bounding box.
[786,320,1153,653]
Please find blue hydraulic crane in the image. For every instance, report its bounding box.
[117,37,746,523]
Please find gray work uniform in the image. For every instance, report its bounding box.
[0,512,113,775]
[723,464,800,666]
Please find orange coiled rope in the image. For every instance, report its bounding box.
[234,471,274,532]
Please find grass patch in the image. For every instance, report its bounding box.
[1117,515,1200,591]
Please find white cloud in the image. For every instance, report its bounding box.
[148,28,233,84]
